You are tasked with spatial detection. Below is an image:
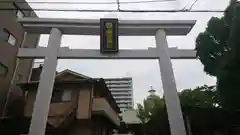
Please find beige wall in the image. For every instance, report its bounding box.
[92,98,120,126]
[24,87,80,127]
[24,88,79,117]
[76,88,93,119]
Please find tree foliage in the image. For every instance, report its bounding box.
[179,85,220,108]
[136,94,164,124]
[195,1,240,109]
[136,85,219,135]
[136,94,166,135]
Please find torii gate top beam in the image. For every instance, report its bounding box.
[18,18,196,36]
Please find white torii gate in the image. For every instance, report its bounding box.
[17,17,196,135]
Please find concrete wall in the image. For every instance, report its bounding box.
[0,0,40,114]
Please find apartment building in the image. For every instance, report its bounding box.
[0,1,40,114]
[104,78,133,111]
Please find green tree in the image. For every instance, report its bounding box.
[136,94,166,135]
[136,94,164,124]
[179,85,220,108]
[136,85,219,135]
[195,1,240,109]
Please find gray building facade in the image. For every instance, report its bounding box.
[0,0,40,115]
[104,77,133,111]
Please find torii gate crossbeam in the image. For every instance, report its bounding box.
[17,18,196,135]
[18,47,196,59]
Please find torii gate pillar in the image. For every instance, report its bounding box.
[156,30,186,135]
[17,18,196,135]
[28,28,62,135]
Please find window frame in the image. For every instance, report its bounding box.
[8,34,17,46]
[2,28,17,46]
[62,90,72,102]
[13,3,25,18]
[51,89,63,103]
[51,88,72,103]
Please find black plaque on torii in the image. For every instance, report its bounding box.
[100,18,119,53]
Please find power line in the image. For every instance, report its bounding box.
[0,0,225,13]
[188,0,199,11]
[121,9,225,12]
[0,0,176,5]
[0,8,225,13]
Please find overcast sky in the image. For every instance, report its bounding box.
[28,0,230,105]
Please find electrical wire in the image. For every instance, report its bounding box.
[188,0,199,11]
[0,8,225,12]
[0,0,225,13]
[0,0,176,5]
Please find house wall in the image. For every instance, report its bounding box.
[92,98,120,126]
[69,123,92,135]
[76,88,93,119]
[24,83,119,134]
[24,87,79,117]
[55,72,85,81]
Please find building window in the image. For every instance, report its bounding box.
[0,63,8,77]
[2,29,17,46]
[8,33,17,46]
[13,3,24,18]
[16,10,24,18]
[52,89,62,102]
[51,89,72,102]
[62,90,72,101]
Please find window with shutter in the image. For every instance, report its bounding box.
[62,90,72,101]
